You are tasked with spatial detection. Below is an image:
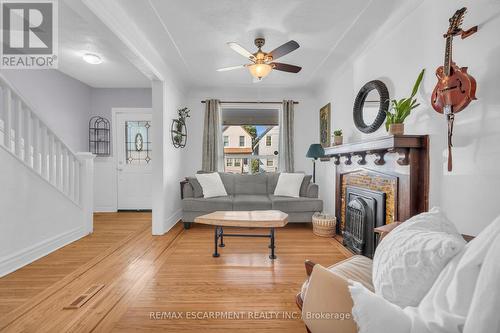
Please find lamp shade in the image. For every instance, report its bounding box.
[306,144,325,159]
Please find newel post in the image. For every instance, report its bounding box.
[76,152,95,234]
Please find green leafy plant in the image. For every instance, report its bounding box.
[333,129,343,137]
[385,69,425,131]
[177,107,191,123]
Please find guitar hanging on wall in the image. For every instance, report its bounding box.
[431,7,478,172]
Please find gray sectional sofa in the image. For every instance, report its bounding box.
[181,172,323,229]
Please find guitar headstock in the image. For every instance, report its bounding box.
[447,7,467,36]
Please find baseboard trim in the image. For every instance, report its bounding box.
[0,226,89,277]
[153,209,183,235]
[94,206,118,213]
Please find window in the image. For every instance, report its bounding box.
[125,121,151,164]
[221,106,280,174]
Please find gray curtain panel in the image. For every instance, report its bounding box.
[202,99,222,172]
[281,100,295,172]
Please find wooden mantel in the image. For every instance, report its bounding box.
[324,135,428,166]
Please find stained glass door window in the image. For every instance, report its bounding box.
[125,121,151,164]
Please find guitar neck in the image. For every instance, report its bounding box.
[444,36,453,76]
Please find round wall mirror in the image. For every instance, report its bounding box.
[353,80,389,133]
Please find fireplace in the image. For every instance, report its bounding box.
[344,186,386,258]
[324,135,430,256]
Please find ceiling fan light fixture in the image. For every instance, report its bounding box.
[248,63,272,80]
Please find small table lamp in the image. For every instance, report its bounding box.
[306,144,325,183]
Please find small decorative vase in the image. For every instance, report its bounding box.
[334,135,343,145]
[389,123,404,135]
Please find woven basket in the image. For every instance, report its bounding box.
[312,213,336,237]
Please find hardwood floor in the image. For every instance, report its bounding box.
[0,212,349,332]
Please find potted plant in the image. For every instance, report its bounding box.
[385,69,425,135]
[176,107,190,132]
[333,129,343,145]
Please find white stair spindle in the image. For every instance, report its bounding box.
[32,117,40,173]
[68,155,75,200]
[3,88,12,150]
[62,148,68,194]
[15,98,23,158]
[48,133,55,185]
[23,108,32,166]
[40,125,48,179]
[74,161,80,204]
[56,140,62,190]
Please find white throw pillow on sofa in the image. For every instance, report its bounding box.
[274,173,305,198]
[195,173,227,198]
[372,208,466,308]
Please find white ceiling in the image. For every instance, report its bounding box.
[57,0,150,88]
[59,0,408,90]
[109,0,406,90]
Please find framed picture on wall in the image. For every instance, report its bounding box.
[319,103,331,147]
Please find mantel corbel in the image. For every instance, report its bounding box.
[372,150,387,165]
[353,152,367,165]
[342,154,352,165]
[388,148,410,166]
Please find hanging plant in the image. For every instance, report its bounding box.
[171,107,190,148]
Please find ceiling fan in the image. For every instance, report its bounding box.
[217,38,302,81]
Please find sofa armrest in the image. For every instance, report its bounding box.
[306,183,319,198]
[180,178,194,199]
[302,265,357,333]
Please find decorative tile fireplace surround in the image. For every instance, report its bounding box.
[324,135,429,256]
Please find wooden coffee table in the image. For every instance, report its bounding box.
[194,210,288,259]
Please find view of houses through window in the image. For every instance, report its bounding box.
[222,125,279,174]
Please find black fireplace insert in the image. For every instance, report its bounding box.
[344,186,386,258]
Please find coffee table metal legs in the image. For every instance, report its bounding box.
[269,228,276,259]
[213,226,220,257]
[212,226,277,259]
[219,226,225,247]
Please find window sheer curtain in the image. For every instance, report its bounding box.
[279,100,295,172]
[202,99,223,172]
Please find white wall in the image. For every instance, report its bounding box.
[152,81,188,234]
[184,87,318,176]
[1,69,91,152]
[0,135,90,277]
[314,0,500,235]
[90,88,152,212]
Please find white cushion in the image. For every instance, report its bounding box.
[349,281,411,333]
[273,173,305,198]
[372,208,466,308]
[195,173,228,198]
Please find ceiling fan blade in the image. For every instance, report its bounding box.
[268,40,299,60]
[227,42,255,60]
[216,65,246,72]
[272,62,302,73]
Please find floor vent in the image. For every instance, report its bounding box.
[63,284,105,309]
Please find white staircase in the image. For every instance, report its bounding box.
[0,74,94,277]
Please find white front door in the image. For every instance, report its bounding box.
[115,111,152,210]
